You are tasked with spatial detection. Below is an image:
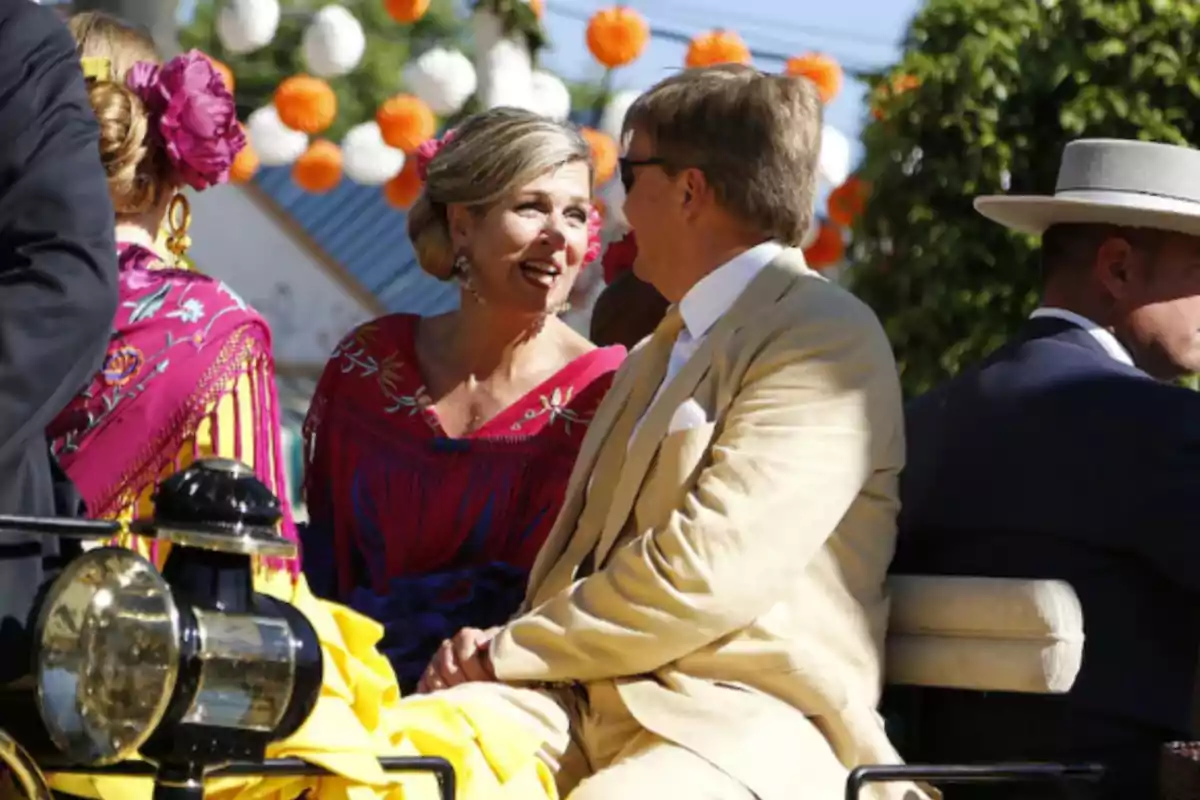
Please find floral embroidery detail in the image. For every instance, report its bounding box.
[384,384,435,416]
[102,345,145,387]
[56,252,261,455]
[167,298,205,323]
[334,331,433,421]
[333,320,603,434]
[511,386,582,433]
[124,283,171,322]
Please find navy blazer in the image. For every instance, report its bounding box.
[0,2,119,683]
[895,316,1200,738]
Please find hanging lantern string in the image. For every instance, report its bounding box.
[546,1,885,78]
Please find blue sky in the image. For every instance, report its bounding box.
[536,0,921,151]
[179,0,922,155]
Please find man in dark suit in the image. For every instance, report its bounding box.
[894,138,1200,799]
[0,0,120,683]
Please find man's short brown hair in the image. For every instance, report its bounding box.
[622,64,823,247]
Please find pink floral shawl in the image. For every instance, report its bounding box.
[48,243,297,570]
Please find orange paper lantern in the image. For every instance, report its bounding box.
[384,0,431,23]
[685,29,751,69]
[377,94,437,153]
[274,75,337,135]
[826,177,867,227]
[785,52,843,104]
[803,222,845,269]
[871,74,920,120]
[293,140,343,194]
[204,54,235,93]
[229,130,259,184]
[580,127,617,186]
[383,159,423,210]
[586,7,650,69]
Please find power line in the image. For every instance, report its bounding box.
[544,1,888,75]
[633,0,900,50]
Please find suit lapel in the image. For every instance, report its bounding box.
[522,352,642,601]
[591,251,809,566]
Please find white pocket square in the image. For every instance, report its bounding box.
[667,398,710,434]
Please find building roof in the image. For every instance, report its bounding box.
[252,165,459,317]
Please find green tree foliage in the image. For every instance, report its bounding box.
[848,0,1200,397]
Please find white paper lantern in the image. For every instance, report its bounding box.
[247,105,309,166]
[216,0,280,55]
[530,71,571,122]
[341,122,406,186]
[302,5,366,78]
[597,178,627,230]
[472,10,535,111]
[403,48,477,117]
[599,89,641,144]
[818,124,852,187]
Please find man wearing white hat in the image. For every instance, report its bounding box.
[893,138,1200,799]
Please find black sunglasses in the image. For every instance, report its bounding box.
[619,157,668,192]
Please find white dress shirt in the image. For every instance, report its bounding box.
[1029,307,1134,367]
[630,241,784,443]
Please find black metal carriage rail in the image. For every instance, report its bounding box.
[41,756,456,800]
[846,763,1106,800]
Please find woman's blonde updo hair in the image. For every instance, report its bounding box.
[407,108,593,280]
[68,12,172,216]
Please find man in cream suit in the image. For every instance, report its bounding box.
[419,64,919,800]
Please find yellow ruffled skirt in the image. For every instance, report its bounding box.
[48,573,558,800]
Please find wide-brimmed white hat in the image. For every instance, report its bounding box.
[975,138,1200,238]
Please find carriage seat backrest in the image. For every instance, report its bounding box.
[884,575,1084,695]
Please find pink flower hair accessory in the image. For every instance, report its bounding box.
[584,206,604,264]
[126,50,245,191]
[602,230,637,283]
[414,130,457,183]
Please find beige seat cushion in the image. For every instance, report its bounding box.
[885,575,1084,694]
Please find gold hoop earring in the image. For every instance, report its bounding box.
[165,193,193,266]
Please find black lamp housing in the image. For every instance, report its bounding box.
[135,459,323,773]
[30,458,323,798]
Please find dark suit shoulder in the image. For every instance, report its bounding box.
[0,1,77,71]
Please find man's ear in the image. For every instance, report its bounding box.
[1094,236,1138,300]
[680,167,708,217]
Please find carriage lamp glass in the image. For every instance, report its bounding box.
[31,458,323,769]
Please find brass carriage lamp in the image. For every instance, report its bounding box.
[31,458,323,798]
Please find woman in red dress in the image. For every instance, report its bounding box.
[302,108,625,690]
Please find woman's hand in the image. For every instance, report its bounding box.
[417,626,501,693]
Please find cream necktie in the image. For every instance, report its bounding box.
[576,306,685,577]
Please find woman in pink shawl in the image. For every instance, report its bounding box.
[43,14,559,800]
[47,13,292,566]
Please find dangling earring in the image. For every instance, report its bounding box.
[164,193,193,268]
[554,298,572,316]
[452,252,485,305]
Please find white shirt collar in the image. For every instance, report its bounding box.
[678,242,784,339]
[1029,307,1134,367]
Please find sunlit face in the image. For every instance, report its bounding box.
[620,129,692,298]
[452,161,592,315]
[1110,232,1200,379]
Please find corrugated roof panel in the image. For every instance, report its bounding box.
[253,165,458,316]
